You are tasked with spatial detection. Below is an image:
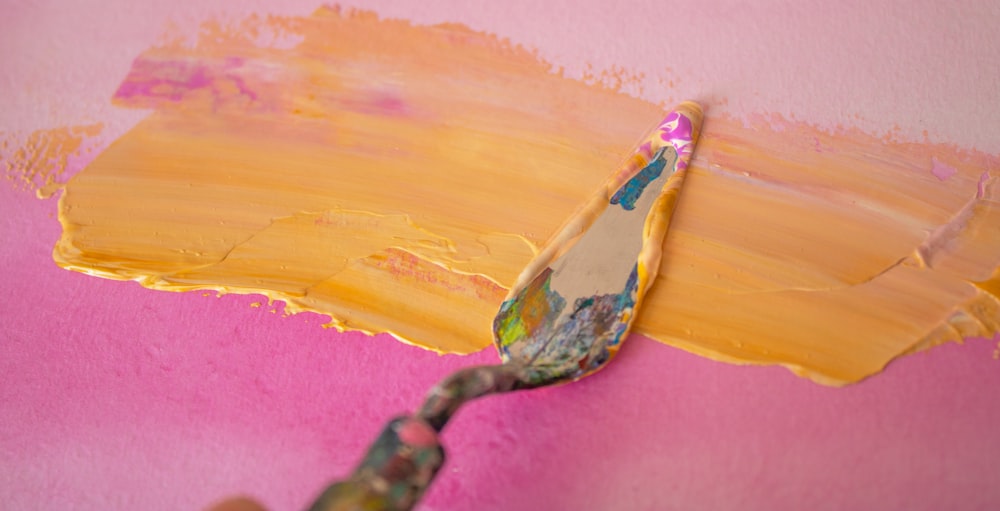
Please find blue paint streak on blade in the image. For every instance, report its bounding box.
[610,148,668,210]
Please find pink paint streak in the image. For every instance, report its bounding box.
[978,171,991,199]
[114,57,258,111]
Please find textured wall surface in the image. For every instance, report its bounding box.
[2,1,999,510]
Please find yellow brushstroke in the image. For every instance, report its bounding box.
[52,7,1000,385]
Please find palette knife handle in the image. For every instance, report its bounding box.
[305,415,444,511]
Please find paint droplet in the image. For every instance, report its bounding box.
[930,157,958,181]
[250,301,261,308]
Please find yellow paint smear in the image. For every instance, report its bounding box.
[53,7,1000,385]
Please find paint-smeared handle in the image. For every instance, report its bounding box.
[306,364,542,511]
[306,416,443,511]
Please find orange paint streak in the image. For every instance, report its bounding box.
[52,7,1000,385]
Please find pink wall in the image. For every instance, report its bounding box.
[3,1,999,510]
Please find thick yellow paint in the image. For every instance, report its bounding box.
[53,7,1000,385]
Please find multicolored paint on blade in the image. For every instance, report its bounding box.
[493,104,702,382]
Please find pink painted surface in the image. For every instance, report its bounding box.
[2,1,1000,510]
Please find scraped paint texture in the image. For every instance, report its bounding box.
[53,7,1000,385]
[2,124,103,198]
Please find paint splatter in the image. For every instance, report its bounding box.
[2,124,103,198]
[51,7,1000,385]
